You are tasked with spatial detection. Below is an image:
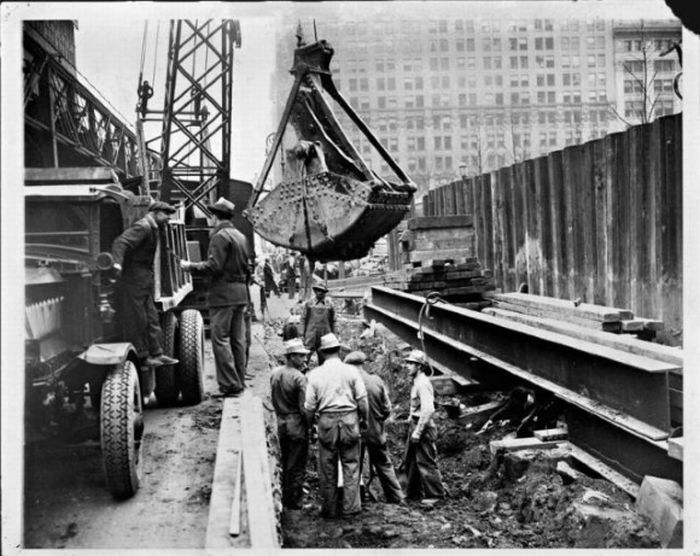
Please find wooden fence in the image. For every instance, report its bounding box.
[423,114,682,345]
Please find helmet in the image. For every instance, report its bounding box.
[405,349,427,367]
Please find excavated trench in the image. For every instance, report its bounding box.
[260,302,662,549]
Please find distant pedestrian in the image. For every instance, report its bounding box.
[263,257,280,297]
[181,197,251,397]
[400,350,447,501]
[284,253,298,299]
[344,351,405,504]
[299,282,335,365]
[271,338,311,509]
[304,333,369,518]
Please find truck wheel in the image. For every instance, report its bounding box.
[178,309,204,406]
[154,311,180,406]
[101,360,143,499]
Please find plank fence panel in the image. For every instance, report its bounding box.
[424,114,681,345]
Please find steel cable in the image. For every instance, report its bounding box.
[417,291,444,377]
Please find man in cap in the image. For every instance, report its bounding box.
[181,197,251,396]
[344,351,405,505]
[304,333,369,518]
[270,338,311,509]
[401,349,447,501]
[299,281,335,365]
[112,201,180,368]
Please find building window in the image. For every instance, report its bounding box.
[493,57,502,69]
[456,38,465,52]
[467,38,475,52]
[484,56,492,70]
[387,77,396,90]
[442,75,450,88]
[360,78,368,91]
[510,56,518,69]
[417,137,425,150]
[376,77,385,91]
[378,96,386,109]
[495,93,504,105]
[441,58,450,70]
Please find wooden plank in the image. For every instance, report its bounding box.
[490,437,567,455]
[512,163,527,290]
[523,159,542,294]
[536,156,554,296]
[502,167,516,291]
[492,171,506,291]
[567,443,640,498]
[561,146,577,299]
[592,139,608,306]
[620,320,645,332]
[482,174,494,275]
[534,428,569,441]
[580,143,597,304]
[228,449,243,536]
[638,123,654,318]
[628,124,642,314]
[240,395,279,549]
[480,307,682,364]
[485,291,633,322]
[472,176,483,264]
[603,133,618,307]
[548,150,566,299]
[616,129,632,310]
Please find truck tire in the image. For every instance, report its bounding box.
[101,360,144,499]
[154,311,180,406]
[178,309,204,406]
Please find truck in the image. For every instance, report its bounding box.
[24,166,205,499]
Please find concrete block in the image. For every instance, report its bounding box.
[556,460,580,484]
[635,476,683,548]
[667,436,683,461]
[534,427,568,441]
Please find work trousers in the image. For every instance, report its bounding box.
[119,282,163,359]
[362,440,405,504]
[403,419,446,500]
[277,414,309,508]
[209,304,247,393]
[316,410,361,518]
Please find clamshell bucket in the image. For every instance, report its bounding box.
[245,38,416,262]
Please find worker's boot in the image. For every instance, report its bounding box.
[144,354,179,367]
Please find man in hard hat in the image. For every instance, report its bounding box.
[304,333,369,518]
[270,338,311,509]
[400,349,447,501]
[181,197,251,397]
[299,281,335,365]
[344,350,405,505]
[112,201,179,368]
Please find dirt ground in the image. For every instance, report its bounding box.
[23,341,223,549]
[264,299,662,549]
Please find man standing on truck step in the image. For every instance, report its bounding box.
[181,197,251,397]
[270,338,310,509]
[304,333,368,518]
[344,350,405,505]
[112,201,180,368]
[400,349,447,502]
[299,282,335,366]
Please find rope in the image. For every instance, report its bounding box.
[417,291,444,377]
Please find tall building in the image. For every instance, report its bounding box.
[272,7,681,196]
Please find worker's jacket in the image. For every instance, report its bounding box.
[270,363,308,441]
[359,368,392,445]
[299,297,335,349]
[111,214,159,288]
[190,221,250,307]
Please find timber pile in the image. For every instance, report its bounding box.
[484,292,664,340]
[384,256,495,304]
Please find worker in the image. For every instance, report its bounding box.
[137,80,154,118]
[270,338,311,509]
[304,333,369,518]
[112,201,179,368]
[299,282,335,365]
[344,351,405,505]
[181,197,251,397]
[400,349,447,501]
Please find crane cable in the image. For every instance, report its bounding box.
[417,291,444,378]
[151,21,160,87]
[138,21,149,86]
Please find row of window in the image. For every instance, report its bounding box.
[423,17,604,34]
[622,39,677,52]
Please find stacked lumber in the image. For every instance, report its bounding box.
[384,257,495,302]
[484,292,664,340]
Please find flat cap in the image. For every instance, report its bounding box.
[343,351,367,365]
[148,200,177,214]
[208,196,235,217]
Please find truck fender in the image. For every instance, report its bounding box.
[77,342,137,366]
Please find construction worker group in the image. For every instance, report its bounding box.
[270,329,448,518]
